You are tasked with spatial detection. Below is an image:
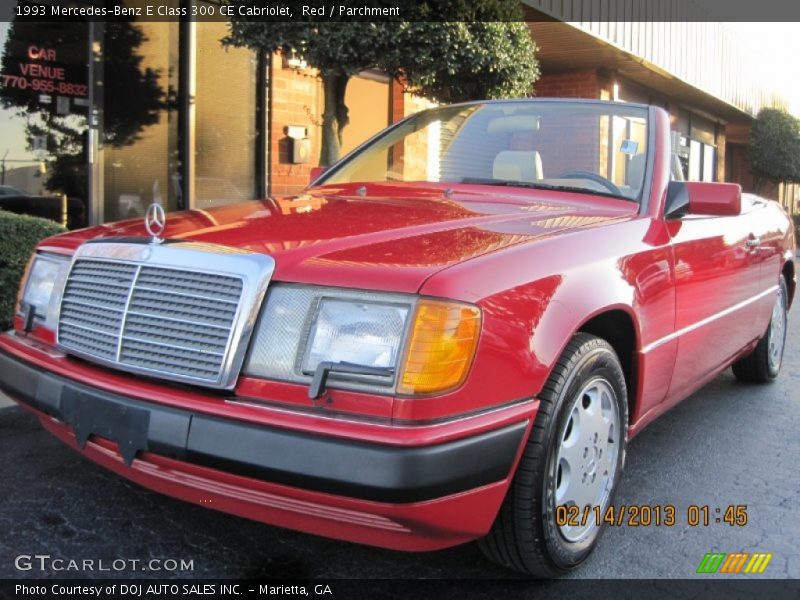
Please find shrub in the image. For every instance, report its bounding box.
[749,108,800,194]
[0,210,66,330]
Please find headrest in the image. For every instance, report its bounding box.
[492,150,544,182]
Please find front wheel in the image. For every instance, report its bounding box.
[479,333,628,576]
[732,274,788,383]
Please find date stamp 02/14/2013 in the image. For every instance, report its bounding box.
[556,504,749,528]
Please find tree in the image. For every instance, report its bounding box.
[225,4,538,165]
[391,22,539,105]
[749,108,800,193]
[225,20,395,165]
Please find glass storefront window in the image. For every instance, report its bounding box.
[0,15,89,228]
[687,139,716,182]
[702,143,715,182]
[689,139,701,181]
[102,17,180,221]
[194,19,257,209]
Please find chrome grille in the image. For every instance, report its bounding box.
[56,242,274,389]
[59,260,136,361]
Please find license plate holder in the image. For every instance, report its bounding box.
[61,388,150,466]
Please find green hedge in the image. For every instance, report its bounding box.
[0,210,66,330]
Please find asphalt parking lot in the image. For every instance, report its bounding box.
[1,303,798,582]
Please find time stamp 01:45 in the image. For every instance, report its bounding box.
[557,505,750,528]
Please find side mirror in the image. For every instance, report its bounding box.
[665,181,742,218]
[308,166,327,186]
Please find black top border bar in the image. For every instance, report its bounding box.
[5,0,800,23]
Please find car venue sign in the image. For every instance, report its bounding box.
[0,23,88,115]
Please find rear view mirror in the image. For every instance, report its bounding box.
[665,181,742,218]
[308,166,327,186]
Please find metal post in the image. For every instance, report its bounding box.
[86,21,104,226]
[1,151,6,185]
[178,7,196,211]
[256,51,269,199]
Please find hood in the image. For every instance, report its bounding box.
[43,183,637,293]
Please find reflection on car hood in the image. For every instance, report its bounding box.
[46,184,637,293]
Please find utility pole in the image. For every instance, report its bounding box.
[1,150,8,185]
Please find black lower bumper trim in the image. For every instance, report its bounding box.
[0,348,527,503]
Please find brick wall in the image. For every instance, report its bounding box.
[391,79,405,123]
[532,69,609,177]
[534,69,604,99]
[714,129,726,183]
[268,53,323,197]
[268,60,406,197]
[535,113,602,177]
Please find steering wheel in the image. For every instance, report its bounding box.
[557,170,623,196]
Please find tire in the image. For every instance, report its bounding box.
[478,333,629,577]
[732,275,788,383]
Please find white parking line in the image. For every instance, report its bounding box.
[0,392,15,409]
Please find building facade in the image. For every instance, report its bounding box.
[0,2,415,227]
[0,0,796,228]
[522,1,798,212]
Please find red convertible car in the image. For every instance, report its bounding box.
[0,100,794,576]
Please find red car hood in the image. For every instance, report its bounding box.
[45,184,637,293]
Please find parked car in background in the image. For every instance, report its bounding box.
[0,185,25,196]
[0,186,85,229]
[0,100,794,576]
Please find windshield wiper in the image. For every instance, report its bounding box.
[460,177,633,202]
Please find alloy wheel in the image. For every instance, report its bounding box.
[554,377,621,542]
[767,285,787,372]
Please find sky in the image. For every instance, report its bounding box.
[725,22,800,115]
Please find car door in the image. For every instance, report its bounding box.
[664,208,763,403]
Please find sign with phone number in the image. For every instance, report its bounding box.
[1,43,88,114]
[1,73,87,98]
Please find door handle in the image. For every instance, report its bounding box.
[745,236,761,249]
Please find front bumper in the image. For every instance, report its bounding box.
[0,343,532,550]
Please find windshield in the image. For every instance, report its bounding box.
[318,101,650,202]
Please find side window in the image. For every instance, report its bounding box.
[671,154,686,181]
[607,116,648,196]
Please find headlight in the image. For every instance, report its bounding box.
[303,299,409,374]
[245,284,481,396]
[18,253,71,330]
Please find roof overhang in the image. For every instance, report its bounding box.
[525,18,756,129]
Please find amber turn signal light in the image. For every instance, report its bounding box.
[397,299,481,395]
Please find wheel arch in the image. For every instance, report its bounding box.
[529,298,641,424]
[577,309,638,417]
[513,272,644,426]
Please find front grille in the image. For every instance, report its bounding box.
[58,258,244,385]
